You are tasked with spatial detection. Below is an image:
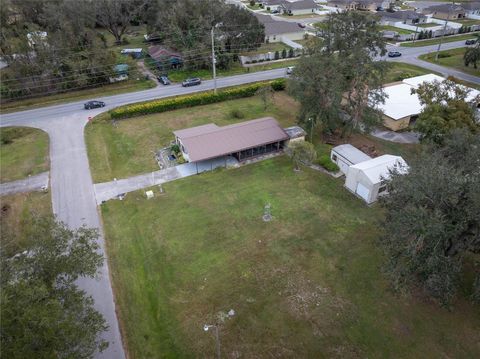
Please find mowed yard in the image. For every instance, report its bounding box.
[102,157,480,358]
[420,47,480,77]
[0,127,49,183]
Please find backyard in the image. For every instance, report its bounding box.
[101,156,480,358]
[419,47,480,77]
[0,127,49,183]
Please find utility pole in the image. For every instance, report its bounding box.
[211,27,217,95]
[435,0,454,62]
[412,22,419,45]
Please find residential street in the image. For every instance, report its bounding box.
[0,39,477,359]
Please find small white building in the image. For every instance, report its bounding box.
[345,155,408,204]
[330,144,372,175]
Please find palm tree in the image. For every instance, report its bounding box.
[464,33,480,69]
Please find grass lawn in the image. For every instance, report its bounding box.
[455,19,480,27]
[419,47,480,77]
[378,25,414,35]
[0,79,156,114]
[400,33,476,47]
[0,191,52,256]
[415,23,439,28]
[241,42,292,56]
[384,62,433,83]
[0,127,49,183]
[101,156,480,359]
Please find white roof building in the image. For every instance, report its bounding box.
[345,154,408,204]
[378,73,480,131]
[331,144,372,174]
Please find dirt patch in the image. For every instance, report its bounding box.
[322,132,387,158]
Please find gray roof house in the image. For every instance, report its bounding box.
[378,10,427,24]
[254,13,306,42]
[281,0,318,15]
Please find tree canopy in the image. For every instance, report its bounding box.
[288,11,388,135]
[412,79,479,144]
[1,216,108,358]
[380,130,480,305]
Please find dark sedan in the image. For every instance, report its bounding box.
[84,100,105,110]
[465,39,476,45]
[182,78,201,87]
[388,51,402,58]
[157,75,171,85]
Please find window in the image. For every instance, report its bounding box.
[379,185,387,194]
[332,154,337,161]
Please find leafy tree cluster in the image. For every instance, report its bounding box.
[380,130,480,306]
[0,0,141,100]
[148,0,265,70]
[412,78,479,144]
[464,33,480,69]
[288,12,388,136]
[1,216,108,358]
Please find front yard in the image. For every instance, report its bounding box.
[419,47,480,77]
[0,127,49,183]
[101,156,480,358]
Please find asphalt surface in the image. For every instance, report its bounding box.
[0,40,478,359]
[0,171,49,196]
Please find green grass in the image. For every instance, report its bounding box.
[415,23,439,28]
[378,25,414,35]
[241,42,292,56]
[0,127,49,183]
[400,33,476,47]
[455,19,480,27]
[101,156,480,359]
[0,79,156,114]
[384,62,433,83]
[0,191,52,256]
[419,47,480,77]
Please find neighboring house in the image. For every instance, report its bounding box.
[281,0,318,15]
[148,45,183,70]
[110,64,129,83]
[173,117,289,163]
[330,144,372,175]
[378,10,427,25]
[377,74,480,131]
[422,4,466,20]
[260,0,284,11]
[344,155,408,204]
[328,0,391,11]
[120,48,144,59]
[461,2,480,17]
[254,13,306,42]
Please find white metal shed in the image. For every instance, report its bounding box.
[344,155,408,204]
[331,144,372,175]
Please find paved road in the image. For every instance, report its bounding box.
[0,40,478,358]
[0,171,49,196]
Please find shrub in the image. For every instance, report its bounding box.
[259,58,265,62]
[438,52,451,59]
[274,50,280,60]
[229,108,245,119]
[170,144,180,154]
[0,127,30,145]
[288,48,294,58]
[109,79,287,119]
[251,59,258,63]
[281,48,287,58]
[317,154,339,172]
[394,71,414,81]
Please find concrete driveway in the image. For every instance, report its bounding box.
[0,171,49,196]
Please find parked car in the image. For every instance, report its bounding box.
[84,100,105,110]
[182,78,201,87]
[465,39,476,45]
[157,75,171,85]
[297,22,306,28]
[271,9,280,14]
[388,51,402,58]
[286,66,295,75]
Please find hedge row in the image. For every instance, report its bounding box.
[110,78,286,119]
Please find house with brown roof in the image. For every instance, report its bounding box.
[422,4,466,20]
[173,118,290,163]
[148,45,183,70]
